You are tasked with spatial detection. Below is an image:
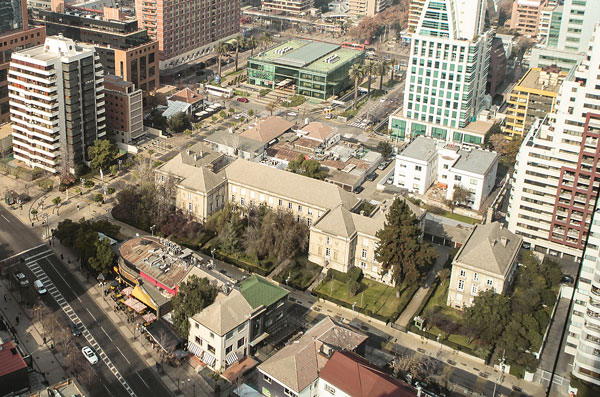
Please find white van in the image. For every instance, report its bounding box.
[34,280,46,294]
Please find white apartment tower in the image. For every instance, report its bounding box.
[565,192,600,385]
[388,0,492,145]
[506,27,600,262]
[8,36,106,173]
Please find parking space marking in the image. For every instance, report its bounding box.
[26,258,136,396]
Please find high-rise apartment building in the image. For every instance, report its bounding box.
[506,28,600,262]
[388,0,493,145]
[530,0,600,71]
[34,6,159,99]
[503,67,565,137]
[348,0,389,17]
[9,36,106,173]
[0,0,46,123]
[509,0,548,38]
[136,0,240,71]
[104,74,143,145]
[261,0,313,15]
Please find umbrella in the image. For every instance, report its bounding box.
[97,274,106,281]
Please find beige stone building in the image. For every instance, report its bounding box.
[447,222,522,310]
[309,199,425,285]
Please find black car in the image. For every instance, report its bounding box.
[354,186,364,193]
[69,322,82,337]
[561,275,575,284]
[367,172,377,182]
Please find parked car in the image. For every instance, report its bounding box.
[237,97,249,103]
[354,186,364,193]
[69,322,82,337]
[13,272,29,287]
[367,172,377,182]
[81,346,98,365]
[561,275,575,284]
[34,279,46,294]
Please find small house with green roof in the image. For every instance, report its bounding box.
[246,40,364,100]
[188,276,288,372]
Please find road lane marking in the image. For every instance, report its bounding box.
[40,257,71,287]
[0,244,48,264]
[136,372,150,389]
[101,326,113,341]
[86,308,97,321]
[1,215,10,222]
[117,347,131,365]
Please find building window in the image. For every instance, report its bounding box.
[458,280,464,292]
[188,202,193,212]
[459,269,466,277]
[195,323,199,329]
[263,374,272,384]
[473,273,479,281]
[415,165,422,171]
[308,208,312,215]
[188,192,193,200]
[361,249,367,259]
[288,202,293,209]
[471,285,478,295]
[195,336,201,344]
[226,345,232,354]
[237,337,245,348]
[325,248,331,257]
[209,332,214,339]
[240,198,245,205]
[298,205,302,212]
[487,279,493,287]
[278,199,283,206]
[226,331,233,340]
[160,175,165,182]
[284,388,295,397]
[324,384,336,394]
[326,237,331,245]
[360,261,367,269]
[207,344,215,354]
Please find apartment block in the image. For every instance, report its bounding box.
[0,0,46,123]
[104,74,143,144]
[261,0,313,15]
[509,0,548,38]
[388,0,493,145]
[506,28,600,262]
[447,222,521,309]
[9,36,106,173]
[136,0,240,70]
[34,6,159,97]
[394,136,499,210]
[486,35,507,99]
[503,67,566,137]
[565,197,600,385]
[348,0,389,17]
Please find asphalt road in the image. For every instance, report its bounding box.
[0,206,172,397]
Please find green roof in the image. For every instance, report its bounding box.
[239,276,288,309]
[277,42,339,67]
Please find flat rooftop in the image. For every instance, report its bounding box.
[399,136,438,161]
[515,67,565,93]
[0,123,11,140]
[453,148,499,175]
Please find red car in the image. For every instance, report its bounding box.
[237,97,249,103]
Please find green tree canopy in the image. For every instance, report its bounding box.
[88,139,119,171]
[88,238,115,274]
[287,154,326,180]
[374,198,437,289]
[377,141,393,159]
[167,112,192,133]
[172,276,218,337]
[463,289,511,346]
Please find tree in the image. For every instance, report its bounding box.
[287,154,326,179]
[171,276,218,337]
[260,32,273,50]
[94,193,104,203]
[450,185,470,212]
[215,41,229,80]
[463,290,511,346]
[52,196,62,215]
[87,238,114,274]
[365,60,377,96]
[109,164,119,176]
[376,59,390,90]
[248,35,259,56]
[349,63,364,109]
[488,133,507,153]
[88,139,118,171]
[392,353,441,382]
[374,198,438,292]
[233,35,244,72]
[377,141,393,159]
[168,112,192,133]
[348,280,360,296]
[265,101,279,116]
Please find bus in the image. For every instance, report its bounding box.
[341,42,366,51]
[205,85,233,98]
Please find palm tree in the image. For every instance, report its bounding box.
[233,35,244,72]
[248,35,259,56]
[349,63,364,109]
[377,59,390,91]
[365,60,377,96]
[389,57,397,82]
[215,42,229,80]
[265,101,279,116]
[260,32,273,50]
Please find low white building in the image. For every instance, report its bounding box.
[393,137,499,210]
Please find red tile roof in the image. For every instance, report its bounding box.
[0,341,27,377]
[319,351,416,397]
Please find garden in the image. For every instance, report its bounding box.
[273,255,322,290]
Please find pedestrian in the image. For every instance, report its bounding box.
[43,336,46,344]
[15,316,19,325]
[3,294,6,302]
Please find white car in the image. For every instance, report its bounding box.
[14,272,29,287]
[82,346,98,365]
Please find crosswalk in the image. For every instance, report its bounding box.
[349,119,368,129]
[26,254,136,397]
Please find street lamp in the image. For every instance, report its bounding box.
[150,225,156,237]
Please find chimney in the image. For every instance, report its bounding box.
[491,239,497,247]
[194,154,198,161]
[501,237,508,247]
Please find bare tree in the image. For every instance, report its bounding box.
[392,353,441,382]
[132,154,155,187]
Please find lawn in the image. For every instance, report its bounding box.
[440,211,481,225]
[273,255,322,290]
[202,237,278,276]
[315,277,417,321]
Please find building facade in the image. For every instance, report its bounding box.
[348,0,389,17]
[503,67,565,137]
[261,0,313,15]
[509,0,548,38]
[447,222,522,309]
[104,74,143,144]
[565,196,600,385]
[507,27,600,262]
[486,35,507,100]
[135,0,240,70]
[34,7,159,98]
[9,36,106,173]
[0,0,46,123]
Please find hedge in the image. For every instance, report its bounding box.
[200,247,274,277]
[326,267,362,284]
[413,277,442,318]
[408,324,488,361]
